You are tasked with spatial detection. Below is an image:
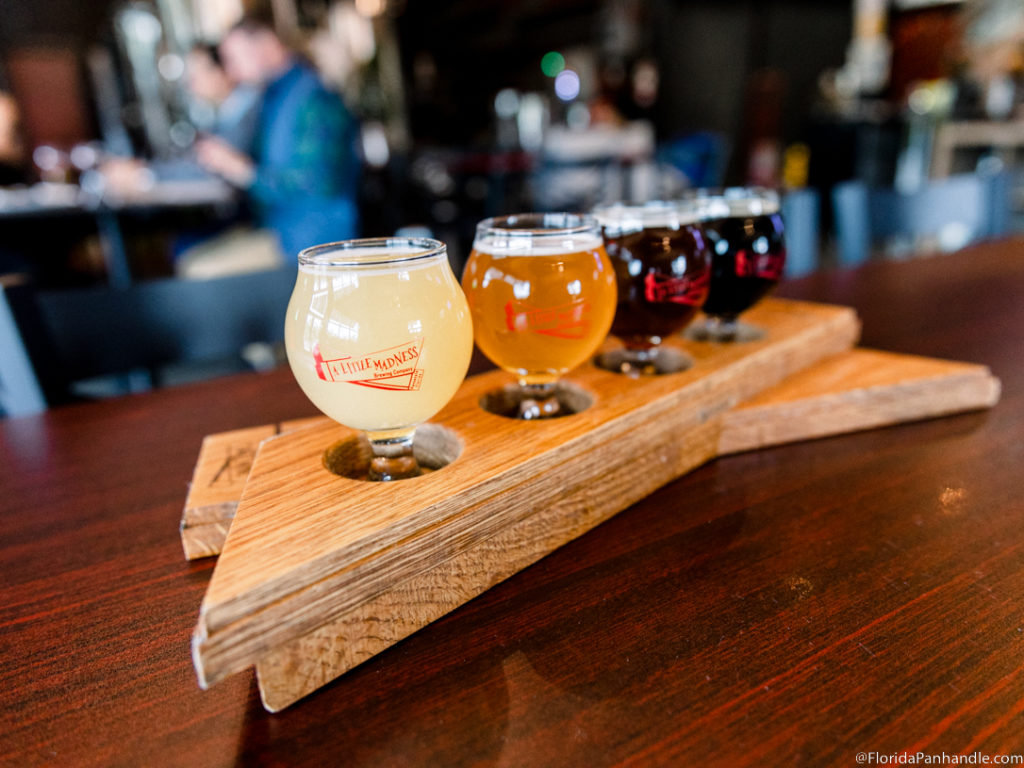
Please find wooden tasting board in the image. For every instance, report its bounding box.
[186,300,1000,711]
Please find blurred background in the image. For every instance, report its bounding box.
[1,0,1023,414]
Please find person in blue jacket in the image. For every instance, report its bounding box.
[196,15,361,260]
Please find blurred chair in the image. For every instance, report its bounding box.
[0,276,47,417]
[780,188,820,278]
[831,171,1012,265]
[174,227,285,280]
[657,131,729,189]
[534,122,659,210]
[0,267,296,417]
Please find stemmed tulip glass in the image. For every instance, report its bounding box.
[284,237,473,481]
[686,187,787,343]
[592,199,711,375]
[460,213,617,419]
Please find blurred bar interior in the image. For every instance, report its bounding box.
[1,0,1022,416]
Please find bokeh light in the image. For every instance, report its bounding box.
[355,0,387,17]
[541,51,566,78]
[567,102,590,129]
[554,69,580,101]
[494,88,520,118]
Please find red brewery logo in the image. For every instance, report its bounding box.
[736,248,786,281]
[643,270,710,306]
[313,339,424,391]
[504,297,591,339]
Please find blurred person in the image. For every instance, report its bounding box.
[186,43,259,154]
[100,44,259,195]
[0,91,32,276]
[0,91,29,186]
[97,46,277,277]
[196,15,361,260]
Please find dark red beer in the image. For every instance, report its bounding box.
[690,189,786,341]
[595,201,711,351]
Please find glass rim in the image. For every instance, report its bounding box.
[298,236,447,267]
[475,212,598,238]
[688,186,780,202]
[686,187,781,218]
[592,199,704,227]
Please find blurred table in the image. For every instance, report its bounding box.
[0,178,236,217]
[0,178,237,287]
[2,238,1023,766]
[931,120,1024,178]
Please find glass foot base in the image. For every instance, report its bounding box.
[479,382,594,420]
[595,346,692,377]
[322,424,463,481]
[685,318,765,343]
[369,454,420,482]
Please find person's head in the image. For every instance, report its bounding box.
[219,15,292,86]
[0,91,25,166]
[186,44,234,105]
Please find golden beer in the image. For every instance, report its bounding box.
[462,213,616,395]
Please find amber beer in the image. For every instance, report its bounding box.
[462,214,617,389]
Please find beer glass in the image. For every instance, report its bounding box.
[461,213,617,419]
[285,237,473,481]
[686,188,786,342]
[593,200,711,375]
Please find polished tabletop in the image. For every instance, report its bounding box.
[2,238,1023,767]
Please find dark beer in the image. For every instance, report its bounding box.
[595,201,711,351]
[699,193,786,321]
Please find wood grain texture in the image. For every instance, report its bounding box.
[179,349,1000,560]
[181,424,276,560]
[193,299,861,694]
[4,238,1024,767]
[173,345,1001,709]
[717,348,1000,455]
[252,416,725,711]
[251,352,1000,710]
[181,417,322,559]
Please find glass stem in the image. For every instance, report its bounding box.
[517,381,562,420]
[706,315,739,342]
[620,346,659,375]
[367,431,420,481]
[626,346,658,364]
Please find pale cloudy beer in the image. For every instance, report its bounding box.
[285,238,472,479]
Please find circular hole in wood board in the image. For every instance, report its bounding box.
[478,381,594,420]
[322,423,463,481]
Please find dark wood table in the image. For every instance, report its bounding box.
[3,238,1023,767]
